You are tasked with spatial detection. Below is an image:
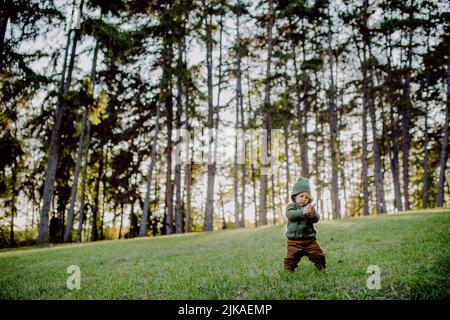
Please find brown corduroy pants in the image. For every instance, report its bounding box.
[284,238,326,272]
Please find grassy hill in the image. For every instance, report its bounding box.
[1,208,449,300]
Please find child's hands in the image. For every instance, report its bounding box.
[304,203,316,216]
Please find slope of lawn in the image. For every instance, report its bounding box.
[0,208,449,300]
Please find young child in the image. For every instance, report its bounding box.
[283,177,326,272]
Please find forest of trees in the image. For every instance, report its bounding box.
[0,0,449,247]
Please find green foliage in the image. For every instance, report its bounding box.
[61,79,109,126]
[410,129,444,208]
[301,58,324,72]
[346,194,364,217]
[271,95,293,127]
[88,0,128,16]
[82,18,133,61]
[89,90,110,125]
[0,0,63,46]
[0,132,23,172]
[0,228,37,249]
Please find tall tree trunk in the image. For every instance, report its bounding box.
[184,30,193,233]
[390,108,403,211]
[252,166,258,226]
[259,0,273,226]
[336,58,347,211]
[271,172,276,224]
[250,129,258,227]
[292,44,308,178]
[312,68,324,217]
[401,8,414,211]
[283,64,291,204]
[326,12,340,219]
[368,98,386,214]
[319,120,325,219]
[232,9,242,227]
[423,103,430,208]
[76,120,91,242]
[128,195,137,238]
[100,162,106,241]
[153,162,160,235]
[112,206,117,239]
[246,67,258,227]
[31,195,36,230]
[233,8,240,228]
[164,41,174,235]
[422,26,431,209]
[64,41,99,242]
[436,44,450,207]
[276,162,282,222]
[0,0,9,59]
[64,108,87,242]
[354,11,370,217]
[91,150,103,242]
[37,0,84,244]
[182,66,191,235]
[9,202,14,246]
[74,38,101,243]
[84,209,89,241]
[378,76,391,213]
[338,136,346,212]
[221,195,227,229]
[118,203,124,240]
[9,157,17,246]
[401,85,411,210]
[174,41,184,234]
[139,104,161,236]
[233,127,240,228]
[217,180,226,229]
[213,14,224,229]
[204,12,215,232]
[314,108,322,213]
[361,83,370,216]
[368,63,386,214]
[385,30,403,212]
[185,139,192,233]
[289,15,309,178]
[236,6,246,228]
[300,21,310,177]
[284,123,291,204]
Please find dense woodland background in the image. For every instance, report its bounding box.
[0,0,449,248]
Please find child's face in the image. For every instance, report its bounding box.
[295,192,310,206]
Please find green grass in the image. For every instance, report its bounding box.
[1,208,449,300]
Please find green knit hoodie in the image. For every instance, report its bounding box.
[285,177,320,240]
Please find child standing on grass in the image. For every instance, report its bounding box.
[283,177,326,272]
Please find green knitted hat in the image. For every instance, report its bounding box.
[290,177,311,198]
